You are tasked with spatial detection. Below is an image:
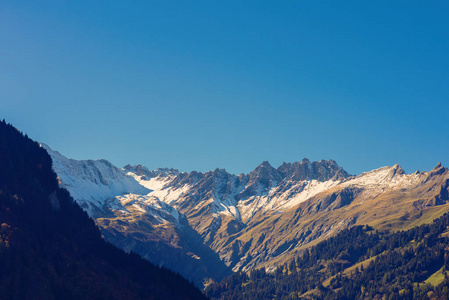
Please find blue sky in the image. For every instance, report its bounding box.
[1,1,448,175]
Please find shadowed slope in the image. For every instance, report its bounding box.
[0,120,206,300]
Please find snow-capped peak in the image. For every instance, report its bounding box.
[41,143,150,217]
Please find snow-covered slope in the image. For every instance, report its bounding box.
[41,144,150,216]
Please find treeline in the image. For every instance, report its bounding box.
[206,213,449,299]
[0,120,206,300]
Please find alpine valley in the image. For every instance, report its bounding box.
[42,143,449,293]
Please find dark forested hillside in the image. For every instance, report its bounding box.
[206,214,449,299]
[0,120,207,300]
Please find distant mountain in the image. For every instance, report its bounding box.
[123,164,180,180]
[0,120,206,300]
[40,144,151,217]
[43,142,449,290]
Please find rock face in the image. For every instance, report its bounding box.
[277,158,350,181]
[123,164,179,180]
[43,144,449,287]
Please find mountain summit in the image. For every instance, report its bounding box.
[277,158,350,181]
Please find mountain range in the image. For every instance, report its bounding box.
[42,143,449,288]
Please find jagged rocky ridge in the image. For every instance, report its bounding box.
[42,144,449,288]
[123,164,180,180]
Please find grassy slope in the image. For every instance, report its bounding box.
[425,267,448,286]
[255,187,449,271]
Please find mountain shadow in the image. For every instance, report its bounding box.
[0,120,207,300]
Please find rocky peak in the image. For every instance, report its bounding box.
[124,164,151,177]
[278,158,349,182]
[429,162,447,177]
[211,168,228,177]
[123,164,179,179]
[249,161,282,186]
[197,168,233,190]
[235,162,281,199]
[150,167,180,178]
[387,164,406,179]
[169,170,203,188]
[393,164,405,175]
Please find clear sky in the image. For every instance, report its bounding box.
[1,1,448,175]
